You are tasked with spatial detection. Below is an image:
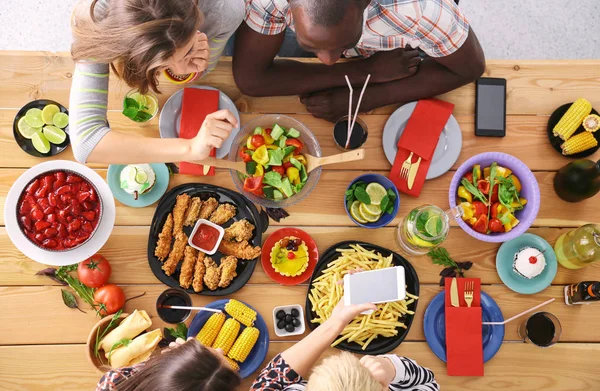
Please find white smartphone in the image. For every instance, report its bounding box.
[343,267,406,313]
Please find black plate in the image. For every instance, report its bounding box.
[305,241,420,355]
[147,183,268,296]
[13,99,70,158]
[547,103,600,158]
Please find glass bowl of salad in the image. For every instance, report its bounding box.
[229,114,322,208]
[449,152,540,243]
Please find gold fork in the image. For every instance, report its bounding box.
[464,280,474,308]
[400,152,414,182]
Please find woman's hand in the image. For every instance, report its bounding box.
[190,109,238,160]
[359,356,397,388]
[170,33,210,75]
[329,298,376,327]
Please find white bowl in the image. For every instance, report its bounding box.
[273,304,305,337]
[188,219,224,255]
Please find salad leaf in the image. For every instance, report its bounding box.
[61,289,85,313]
[460,178,488,205]
[487,162,498,221]
[354,186,371,205]
[499,212,512,225]
[267,149,285,166]
[290,157,302,171]
[299,164,308,182]
[278,135,287,149]
[293,182,305,193]
[246,161,257,175]
[264,171,283,188]
[283,145,296,157]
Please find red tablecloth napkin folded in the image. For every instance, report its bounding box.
[444,277,484,377]
[179,88,219,176]
[388,99,454,197]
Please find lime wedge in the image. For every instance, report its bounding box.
[31,131,51,154]
[407,234,435,248]
[359,203,382,222]
[25,108,45,128]
[126,166,138,183]
[424,215,443,237]
[17,117,40,139]
[52,112,69,129]
[42,104,60,125]
[350,201,369,224]
[365,183,387,206]
[129,92,147,108]
[43,126,67,144]
[135,169,148,184]
[142,94,158,115]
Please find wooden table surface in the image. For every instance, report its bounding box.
[1,52,599,391]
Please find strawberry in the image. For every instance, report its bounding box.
[34,221,51,231]
[82,211,96,221]
[26,179,40,195]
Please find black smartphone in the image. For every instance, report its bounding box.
[475,77,507,137]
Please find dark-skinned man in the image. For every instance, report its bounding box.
[234,0,485,122]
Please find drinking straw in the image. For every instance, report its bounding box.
[345,75,353,148]
[482,298,555,325]
[347,74,371,148]
[159,305,222,313]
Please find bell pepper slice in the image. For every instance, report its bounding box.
[286,167,300,185]
[239,148,252,163]
[477,179,490,195]
[251,145,269,166]
[472,201,488,217]
[285,138,303,153]
[243,176,263,196]
[293,154,307,165]
[457,186,473,202]
[246,136,256,150]
[254,164,264,177]
[472,214,488,233]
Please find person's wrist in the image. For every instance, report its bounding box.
[323,316,347,334]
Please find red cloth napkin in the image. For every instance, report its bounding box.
[179,88,219,176]
[388,99,454,197]
[444,277,483,377]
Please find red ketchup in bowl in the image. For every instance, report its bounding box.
[192,223,220,251]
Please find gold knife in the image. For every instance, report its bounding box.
[450,277,460,307]
[407,156,421,190]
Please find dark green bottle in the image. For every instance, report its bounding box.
[554,159,600,202]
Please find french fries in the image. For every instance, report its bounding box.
[308,244,418,350]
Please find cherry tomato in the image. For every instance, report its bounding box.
[472,201,488,217]
[251,134,265,148]
[271,166,286,177]
[239,148,252,163]
[490,184,499,203]
[77,254,112,288]
[285,138,303,153]
[477,179,490,195]
[489,218,505,233]
[472,215,488,234]
[463,172,473,183]
[490,202,501,219]
[243,176,264,196]
[94,284,125,316]
[282,161,294,170]
[264,128,272,135]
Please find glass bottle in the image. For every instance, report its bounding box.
[553,159,600,202]
[554,224,600,269]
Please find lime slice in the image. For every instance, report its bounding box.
[52,112,69,129]
[31,131,51,154]
[142,94,158,115]
[360,202,381,216]
[424,215,443,237]
[25,108,45,128]
[43,126,67,144]
[407,234,435,248]
[126,166,138,183]
[365,183,387,206]
[42,104,60,125]
[17,117,40,139]
[135,169,148,184]
[129,92,147,107]
[359,203,381,222]
[349,201,369,224]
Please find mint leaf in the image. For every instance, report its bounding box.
[380,195,390,214]
[135,111,153,122]
[122,107,138,119]
[354,187,371,205]
[124,98,139,110]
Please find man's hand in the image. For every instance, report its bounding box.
[300,87,355,122]
[367,47,421,84]
[360,356,397,388]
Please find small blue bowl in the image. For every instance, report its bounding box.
[496,233,557,294]
[344,173,400,229]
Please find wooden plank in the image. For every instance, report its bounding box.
[0,285,596,345]
[3,226,600,286]
[1,52,599,116]
[3,109,597,171]
[1,342,599,391]
[2,169,599,227]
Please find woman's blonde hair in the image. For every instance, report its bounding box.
[71,0,202,94]
[306,352,384,391]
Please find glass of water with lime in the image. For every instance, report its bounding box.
[122,89,159,123]
[396,204,463,255]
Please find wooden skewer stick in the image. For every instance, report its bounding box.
[347,74,371,148]
[345,75,354,148]
[159,305,222,313]
[482,298,555,325]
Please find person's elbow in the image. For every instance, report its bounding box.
[71,132,89,164]
[233,64,269,97]
[466,54,486,82]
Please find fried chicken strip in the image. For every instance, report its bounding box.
[192,252,206,293]
[218,256,238,288]
[154,213,173,261]
[162,232,187,276]
[209,203,237,225]
[179,246,199,289]
[198,197,218,220]
[173,193,191,234]
[203,257,221,291]
[223,219,255,242]
[218,239,261,260]
[184,197,202,227]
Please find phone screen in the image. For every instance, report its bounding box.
[476,79,506,137]
[346,267,404,305]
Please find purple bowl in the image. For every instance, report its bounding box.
[449,152,540,243]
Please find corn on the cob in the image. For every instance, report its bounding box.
[561,131,598,155]
[583,114,600,133]
[196,313,226,346]
[212,318,240,354]
[225,299,257,327]
[553,98,592,140]
[228,327,260,363]
[224,356,240,371]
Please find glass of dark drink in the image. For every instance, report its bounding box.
[333,115,368,151]
[518,312,562,347]
[156,288,192,324]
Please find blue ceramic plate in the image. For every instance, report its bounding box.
[496,233,557,294]
[187,299,269,379]
[344,173,400,229]
[423,291,504,363]
[107,163,170,208]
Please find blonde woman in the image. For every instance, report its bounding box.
[69,0,244,164]
[251,300,439,391]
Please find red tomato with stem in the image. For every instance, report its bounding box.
[489,218,505,233]
[271,166,285,177]
[472,201,488,217]
[472,215,488,234]
[250,134,265,148]
[77,254,112,288]
[285,138,303,153]
[94,284,125,316]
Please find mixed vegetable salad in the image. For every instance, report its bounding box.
[457,162,527,234]
[239,124,308,200]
